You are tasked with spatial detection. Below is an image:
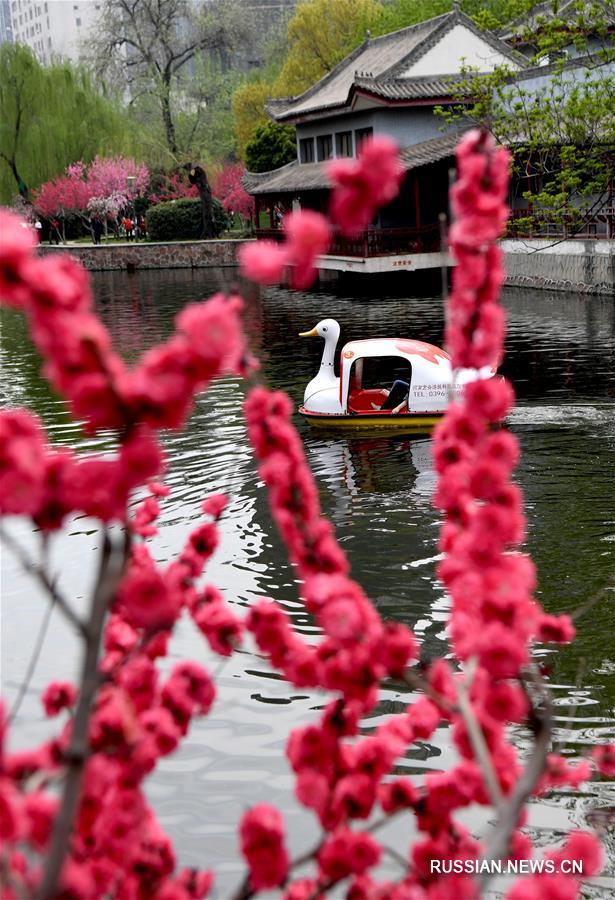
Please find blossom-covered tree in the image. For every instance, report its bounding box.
[34,157,149,220]
[0,133,613,900]
[148,171,199,205]
[213,163,255,222]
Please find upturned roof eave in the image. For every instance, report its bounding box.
[266,9,528,123]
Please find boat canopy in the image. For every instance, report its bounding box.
[339,338,455,413]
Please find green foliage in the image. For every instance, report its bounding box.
[146,197,228,241]
[438,0,615,229]
[377,0,449,32]
[245,121,296,173]
[272,0,386,96]
[233,80,274,159]
[0,44,136,204]
[377,0,534,33]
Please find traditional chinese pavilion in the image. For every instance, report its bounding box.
[244,5,524,274]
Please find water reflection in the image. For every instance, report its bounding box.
[1,270,614,893]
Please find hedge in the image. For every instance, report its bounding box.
[146,198,228,242]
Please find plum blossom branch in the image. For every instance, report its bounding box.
[38,528,131,899]
[479,668,553,887]
[455,663,505,813]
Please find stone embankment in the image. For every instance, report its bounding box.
[38,239,246,271]
[38,237,614,295]
[502,239,614,296]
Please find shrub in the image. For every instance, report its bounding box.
[146,197,228,241]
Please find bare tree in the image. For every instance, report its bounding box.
[93,0,245,159]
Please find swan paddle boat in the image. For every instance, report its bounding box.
[298,318,495,432]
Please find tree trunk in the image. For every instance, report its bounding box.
[9,156,28,199]
[188,165,215,239]
[160,74,179,157]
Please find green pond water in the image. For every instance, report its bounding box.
[1,269,614,895]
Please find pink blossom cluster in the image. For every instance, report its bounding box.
[0,491,243,896]
[0,206,252,897]
[212,163,255,221]
[239,209,331,290]
[1,657,216,898]
[444,131,510,369]
[34,157,149,219]
[431,130,602,897]
[328,135,405,237]
[0,210,246,436]
[147,172,199,205]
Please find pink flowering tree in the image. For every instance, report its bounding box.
[212,163,255,224]
[1,132,613,900]
[34,171,95,220]
[33,157,149,236]
[147,171,199,205]
[85,156,149,200]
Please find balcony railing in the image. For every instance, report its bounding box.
[507,208,614,239]
[255,224,442,257]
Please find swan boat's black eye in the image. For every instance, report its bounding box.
[323,327,328,332]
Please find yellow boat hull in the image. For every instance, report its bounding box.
[299,407,443,433]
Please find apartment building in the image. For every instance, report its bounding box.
[9,0,102,63]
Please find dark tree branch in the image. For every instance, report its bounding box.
[38,528,131,899]
[479,669,553,889]
[0,524,87,638]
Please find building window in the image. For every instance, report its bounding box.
[336,131,353,157]
[76,16,81,25]
[355,127,373,150]
[316,134,333,162]
[299,138,315,164]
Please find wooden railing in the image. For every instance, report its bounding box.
[507,208,614,239]
[254,224,442,257]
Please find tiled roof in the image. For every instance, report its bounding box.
[266,16,443,122]
[400,130,469,169]
[243,160,329,194]
[266,10,525,123]
[353,74,466,100]
[243,130,469,195]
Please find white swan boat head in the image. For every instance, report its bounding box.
[298,318,495,431]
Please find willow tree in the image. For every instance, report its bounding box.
[0,44,135,204]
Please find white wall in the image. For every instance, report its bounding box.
[400,25,517,77]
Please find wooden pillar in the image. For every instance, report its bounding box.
[254,196,262,230]
[413,174,421,228]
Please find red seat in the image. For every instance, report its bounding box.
[348,388,389,413]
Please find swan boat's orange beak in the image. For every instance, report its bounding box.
[298,327,318,337]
